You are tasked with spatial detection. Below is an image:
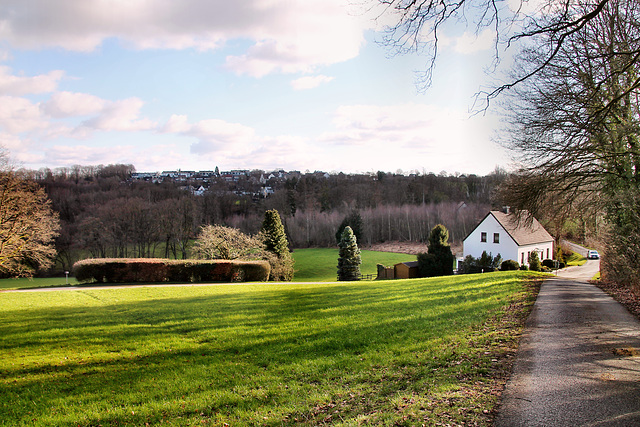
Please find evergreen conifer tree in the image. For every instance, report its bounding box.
[417,224,454,277]
[337,226,361,281]
[261,209,289,257]
[260,209,294,281]
[335,210,364,244]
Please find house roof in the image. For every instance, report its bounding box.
[490,211,554,246]
[464,210,554,246]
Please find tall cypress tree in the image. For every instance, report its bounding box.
[261,209,289,257]
[261,209,294,281]
[337,226,361,281]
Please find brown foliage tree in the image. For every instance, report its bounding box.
[0,171,60,276]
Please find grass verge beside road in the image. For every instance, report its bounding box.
[0,271,542,426]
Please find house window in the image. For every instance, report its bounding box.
[546,248,550,259]
[521,253,525,264]
[481,232,487,242]
[493,233,500,243]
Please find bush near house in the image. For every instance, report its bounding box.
[72,258,270,283]
[542,259,565,269]
[528,252,542,272]
[500,260,520,271]
[460,251,502,274]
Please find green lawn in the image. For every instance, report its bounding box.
[565,251,587,266]
[0,276,78,290]
[0,271,541,426]
[292,248,413,281]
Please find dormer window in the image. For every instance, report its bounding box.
[481,232,487,242]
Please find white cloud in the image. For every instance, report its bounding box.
[0,96,50,134]
[317,103,506,174]
[0,131,25,151]
[161,114,256,154]
[453,28,496,54]
[224,0,368,76]
[291,75,335,90]
[80,98,155,132]
[0,0,372,77]
[42,91,106,118]
[45,144,137,166]
[0,66,64,95]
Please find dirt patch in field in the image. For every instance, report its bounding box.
[366,241,463,256]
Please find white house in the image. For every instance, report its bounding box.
[463,211,554,266]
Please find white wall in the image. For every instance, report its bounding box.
[516,242,555,265]
[463,214,519,261]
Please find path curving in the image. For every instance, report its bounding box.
[495,259,640,426]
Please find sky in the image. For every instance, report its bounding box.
[0,0,514,175]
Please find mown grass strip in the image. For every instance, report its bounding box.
[0,271,541,426]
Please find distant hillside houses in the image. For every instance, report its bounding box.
[131,169,311,184]
[130,168,319,198]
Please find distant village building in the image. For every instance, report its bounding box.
[463,210,554,266]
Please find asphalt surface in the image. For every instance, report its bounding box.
[495,259,640,426]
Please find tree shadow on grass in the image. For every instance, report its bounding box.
[0,274,525,426]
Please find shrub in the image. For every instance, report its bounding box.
[520,264,529,271]
[560,248,575,264]
[262,251,295,281]
[460,251,502,274]
[72,258,270,283]
[542,259,561,269]
[500,260,520,271]
[528,252,541,272]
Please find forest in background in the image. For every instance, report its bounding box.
[24,164,507,275]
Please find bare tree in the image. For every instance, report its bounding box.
[499,0,640,213]
[373,0,634,105]
[497,0,640,287]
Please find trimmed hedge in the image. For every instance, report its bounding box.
[72,258,271,284]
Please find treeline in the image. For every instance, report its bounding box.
[25,164,505,274]
[228,202,490,248]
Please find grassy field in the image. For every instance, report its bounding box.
[0,249,413,289]
[292,248,413,281]
[0,271,541,426]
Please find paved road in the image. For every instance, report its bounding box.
[561,239,591,258]
[495,259,640,426]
